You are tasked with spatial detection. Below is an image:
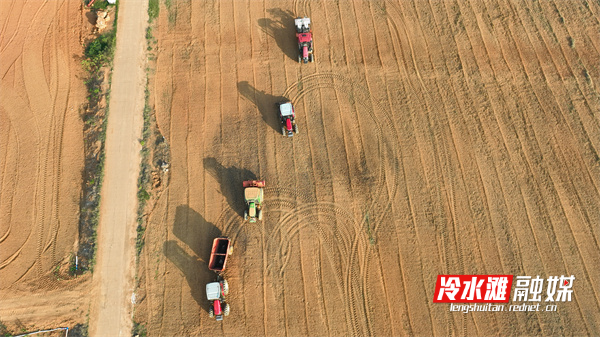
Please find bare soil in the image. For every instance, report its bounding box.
[0,0,95,331]
[134,1,600,336]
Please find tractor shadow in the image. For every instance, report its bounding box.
[164,205,222,311]
[258,8,297,61]
[237,80,287,134]
[203,157,257,217]
[172,205,222,261]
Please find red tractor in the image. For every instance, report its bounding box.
[295,17,314,63]
[206,278,230,321]
[206,237,233,320]
[277,101,298,137]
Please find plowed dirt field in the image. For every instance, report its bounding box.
[0,0,92,330]
[136,0,600,336]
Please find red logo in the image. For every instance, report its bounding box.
[434,275,513,303]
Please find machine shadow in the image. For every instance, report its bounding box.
[172,205,222,261]
[203,157,257,217]
[164,205,223,311]
[258,8,297,61]
[164,240,214,312]
[237,80,287,134]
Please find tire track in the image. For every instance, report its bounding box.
[29,0,65,279]
[442,1,538,332]
[293,0,310,17]
[0,0,18,41]
[286,71,400,335]
[282,71,401,336]
[0,88,36,275]
[385,3,466,334]
[282,73,400,224]
[0,118,18,246]
[1,0,83,302]
[46,0,72,270]
[450,0,585,332]
[518,0,600,219]
[511,0,600,316]
[512,0,600,196]
[368,7,426,336]
[268,202,360,335]
[313,242,331,336]
[215,181,371,336]
[420,7,489,332]
[1,1,44,56]
[486,3,599,329]
[244,1,272,334]
[223,180,376,336]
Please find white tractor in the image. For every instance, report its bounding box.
[206,279,230,321]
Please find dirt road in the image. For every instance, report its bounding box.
[88,0,148,336]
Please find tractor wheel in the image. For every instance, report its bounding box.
[244,210,248,221]
[294,124,299,133]
[209,306,214,318]
[298,55,301,63]
[309,54,314,63]
[222,279,229,296]
[258,209,263,221]
[281,126,286,135]
[224,303,230,316]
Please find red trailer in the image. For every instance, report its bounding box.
[208,237,233,272]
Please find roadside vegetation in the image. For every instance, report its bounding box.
[136,84,152,256]
[0,320,10,337]
[132,322,147,337]
[68,323,89,337]
[133,2,170,333]
[135,0,170,259]
[76,0,118,274]
[135,0,170,258]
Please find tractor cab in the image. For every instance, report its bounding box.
[244,188,262,221]
[295,17,311,33]
[278,102,298,137]
[206,282,222,301]
[206,280,229,321]
[247,201,256,218]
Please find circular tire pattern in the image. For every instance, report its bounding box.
[212,72,401,337]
